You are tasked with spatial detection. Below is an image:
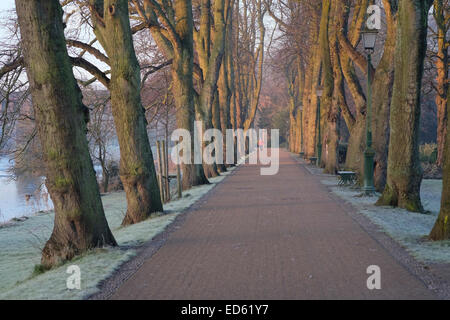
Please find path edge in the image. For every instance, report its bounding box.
[290,152,450,300]
[87,165,242,300]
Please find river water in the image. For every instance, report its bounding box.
[0,157,53,223]
[0,143,168,223]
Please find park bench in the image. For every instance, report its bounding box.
[299,152,305,159]
[337,171,357,186]
[308,157,318,165]
[162,174,178,184]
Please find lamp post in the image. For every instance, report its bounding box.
[316,87,323,166]
[361,28,378,195]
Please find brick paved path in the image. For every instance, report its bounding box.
[112,150,435,299]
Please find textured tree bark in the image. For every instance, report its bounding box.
[90,0,162,225]
[371,0,398,191]
[16,0,116,268]
[286,62,298,153]
[377,0,434,212]
[429,86,450,240]
[196,0,228,177]
[302,13,321,158]
[295,60,305,154]
[319,0,339,173]
[323,0,344,174]
[433,0,448,167]
[336,0,368,177]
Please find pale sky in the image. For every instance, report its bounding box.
[0,0,14,12]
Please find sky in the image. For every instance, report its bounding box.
[0,0,14,12]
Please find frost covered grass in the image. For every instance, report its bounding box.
[321,178,450,263]
[0,167,236,300]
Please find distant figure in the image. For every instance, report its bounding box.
[258,139,264,151]
[25,194,32,205]
[40,183,50,210]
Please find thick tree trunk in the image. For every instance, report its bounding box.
[319,0,339,173]
[16,0,116,268]
[324,0,344,174]
[371,1,397,191]
[90,0,162,225]
[173,58,210,189]
[337,0,367,178]
[377,0,433,212]
[302,16,321,158]
[434,0,448,167]
[429,86,450,240]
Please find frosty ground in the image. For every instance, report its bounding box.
[320,175,449,263]
[0,167,237,300]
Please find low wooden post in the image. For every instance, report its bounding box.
[162,140,170,202]
[156,140,165,203]
[176,141,182,199]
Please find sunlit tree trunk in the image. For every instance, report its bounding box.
[195,0,228,177]
[294,59,305,154]
[90,0,162,225]
[302,14,321,158]
[334,0,368,178]
[286,62,298,152]
[433,0,448,167]
[377,0,434,212]
[319,0,339,173]
[429,86,450,240]
[16,0,116,268]
[372,0,398,191]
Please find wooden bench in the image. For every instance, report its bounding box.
[337,171,357,186]
[308,157,318,165]
[162,174,177,183]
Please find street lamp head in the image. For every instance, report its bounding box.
[316,86,324,97]
[361,29,378,53]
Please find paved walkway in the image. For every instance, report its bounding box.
[111,150,435,299]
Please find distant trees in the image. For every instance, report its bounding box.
[15,0,116,268]
[3,0,448,267]
[134,0,210,189]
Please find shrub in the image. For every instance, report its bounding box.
[419,143,438,164]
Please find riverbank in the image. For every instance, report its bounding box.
[0,167,237,299]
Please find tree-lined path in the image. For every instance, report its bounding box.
[111,150,434,299]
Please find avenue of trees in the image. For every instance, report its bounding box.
[271,0,449,239]
[0,0,448,267]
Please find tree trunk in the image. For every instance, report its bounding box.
[429,86,450,240]
[319,0,339,173]
[337,0,368,178]
[302,16,321,158]
[371,0,398,191]
[434,0,448,167]
[90,0,163,226]
[16,0,116,269]
[143,0,210,189]
[212,91,227,172]
[377,0,434,212]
